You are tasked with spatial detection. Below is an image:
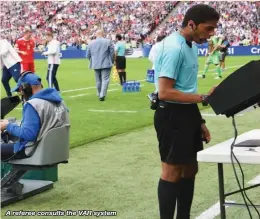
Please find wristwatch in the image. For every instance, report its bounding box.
[201,118,206,124]
[201,95,209,106]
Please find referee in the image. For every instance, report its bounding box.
[219,35,230,72]
[153,4,219,219]
[42,31,61,92]
[114,34,126,85]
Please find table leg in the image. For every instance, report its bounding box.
[218,163,226,219]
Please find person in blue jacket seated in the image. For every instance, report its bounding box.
[0,71,70,161]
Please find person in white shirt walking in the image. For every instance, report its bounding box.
[148,35,166,70]
[0,38,22,97]
[148,35,166,92]
[42,31,61,92]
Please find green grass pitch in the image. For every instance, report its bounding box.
[1,56,260,218]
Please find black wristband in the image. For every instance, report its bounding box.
[201,95,209,106]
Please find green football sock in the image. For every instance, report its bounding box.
[216,65,222,77]
[203,64,209,75]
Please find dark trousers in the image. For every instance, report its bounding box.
[2,63,21,97]
[1,143,16,161]
[46,64,60,91]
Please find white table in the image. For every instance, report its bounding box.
[197,129,260,219]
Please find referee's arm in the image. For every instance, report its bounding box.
[158,47,204,103]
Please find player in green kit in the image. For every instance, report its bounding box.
[202,35,222,79]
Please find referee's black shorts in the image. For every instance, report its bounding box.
[154,102,203,165]
[220,51,228,62]
[116,56,126,69]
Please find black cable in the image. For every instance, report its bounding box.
[230,116,252,218]
[232,116,260,217]
[231,116,260,218]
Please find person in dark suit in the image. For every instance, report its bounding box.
[87,30,114,101]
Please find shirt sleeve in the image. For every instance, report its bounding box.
[158,46,183,80]
[0,40,9,56]
[109,41,114,60]
[6,103,41,141]
[15,40,21,50]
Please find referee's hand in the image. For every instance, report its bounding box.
[0,120,9,131]
[201,123,211,143]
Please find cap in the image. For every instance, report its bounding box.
[12,73,41,92]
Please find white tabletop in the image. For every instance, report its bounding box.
[197,129,260,164]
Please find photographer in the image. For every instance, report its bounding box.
[1,72,69,161]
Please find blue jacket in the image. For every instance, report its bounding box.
[6,88,63,153]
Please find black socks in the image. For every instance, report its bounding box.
[118,72,126,85]
[158,178,195,219]
[122,71,126,83]
[158,178,180,219]
[176,178,195,219]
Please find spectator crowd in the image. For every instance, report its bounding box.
[154,1,260,46]
[1,1,259,47]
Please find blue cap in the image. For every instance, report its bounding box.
[12,73,41,92]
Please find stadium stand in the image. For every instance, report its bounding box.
[0,1,177,47]
[0,1,68,45]
[0,1,259,46]
[154,1,260,46]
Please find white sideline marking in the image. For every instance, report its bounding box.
[195,201,235,219]
[62,79,146,93]
[247,175,260,185]
[201,113,243,117]
[62,86,98,93]
[197,65,242,77]
[69,88,119,98]
[68,84,144,98]
[88,109,137,113]
[61,65,242,93]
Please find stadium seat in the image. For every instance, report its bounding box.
[1,125,70,207]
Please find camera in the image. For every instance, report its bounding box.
[147,92,159,110]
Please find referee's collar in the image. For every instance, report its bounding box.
[186,40,192,48]
[176,31,192,48]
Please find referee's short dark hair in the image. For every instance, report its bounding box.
[116,34,122,41]
[182,4,220,27]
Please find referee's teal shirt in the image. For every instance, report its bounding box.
[154,31,199,103]
[115,42,126,56]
